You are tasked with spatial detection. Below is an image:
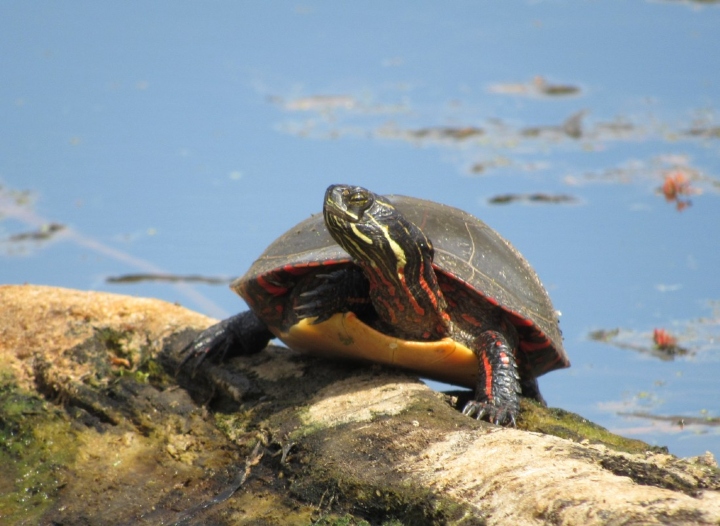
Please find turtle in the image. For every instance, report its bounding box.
[182,184,569,425]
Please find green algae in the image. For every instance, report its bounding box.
[517,398,664,454]
[293,459,485,526]
[0,371,80,524]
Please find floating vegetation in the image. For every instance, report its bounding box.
[487,76,582,97]
[8,222,65,242]
[488,193,578,205]
[686,126,720,138]
[521,110,587,139]
[271,94,358,112]
[588,301,720,362]
[619,411,720,428]
[589,327,690,360]
[107,273,233,285]
[405,126,484,141]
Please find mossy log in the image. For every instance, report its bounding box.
[1,284,718,525]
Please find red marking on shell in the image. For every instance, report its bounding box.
[483,295,499,306]
[418,262,565,374]
[280,259,350,275]
[257,274,288,296]
[282,264,309,275]
[507,313,534,327]
[519,339,552,352]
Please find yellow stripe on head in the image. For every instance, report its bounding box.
[349,223,373,246]
[366,215,407,272]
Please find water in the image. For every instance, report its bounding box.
[2,1,719,458]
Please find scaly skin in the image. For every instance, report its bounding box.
[461,330,521,426]
[181,311,272,369]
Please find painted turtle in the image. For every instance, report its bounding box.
[182,184,569,425]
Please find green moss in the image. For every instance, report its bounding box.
[93,326,153,375]
[311,514,406,526]
[518,398,664,454]
[297,474,484,526]
[93,326,126,353]
[214,410,258,445]
[292,407,336,440]
[88,327,175,390]
[141,357,173,386]
[0,370,80,523]
[311,513,371,526]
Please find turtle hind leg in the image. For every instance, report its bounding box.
[180,310,273,370]
[462,330,521,426]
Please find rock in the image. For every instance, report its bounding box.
[1,284,719,525]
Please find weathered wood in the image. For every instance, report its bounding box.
[1,285,718,525]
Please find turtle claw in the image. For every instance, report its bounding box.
[462,400,517,427]
[179,319,236,372]
[178,311,272,374]
[294,292,336,323]
[293,267,369,323]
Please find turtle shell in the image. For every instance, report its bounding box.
[232,195,569,386]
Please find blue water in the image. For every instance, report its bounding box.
[2,1,719,458]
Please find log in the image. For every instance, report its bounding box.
[1,284,718,525]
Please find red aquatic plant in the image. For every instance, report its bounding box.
[653,328,678,349]
[660,171,694,211]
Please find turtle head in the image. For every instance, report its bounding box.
[324,184,433,267]
[323,184,449,339]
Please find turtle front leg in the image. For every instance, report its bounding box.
[462,330,521,426]
[293,265,370,323]
[180,310,273,370]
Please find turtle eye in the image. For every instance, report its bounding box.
[348,191,369,208]
[344,190,373,216]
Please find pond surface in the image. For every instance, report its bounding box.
[2,1,719,458]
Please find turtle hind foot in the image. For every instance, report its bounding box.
[179,311,272,373]
[462,400,518,427]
